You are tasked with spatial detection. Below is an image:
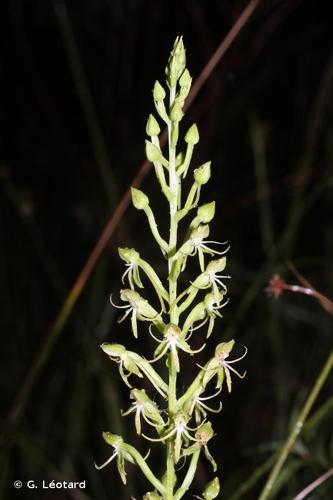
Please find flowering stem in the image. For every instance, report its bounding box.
[166,83,179,500]
[258,350,333,500]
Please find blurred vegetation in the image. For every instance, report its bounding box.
[1,0,333,499]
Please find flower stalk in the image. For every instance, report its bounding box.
[96,36,246,499]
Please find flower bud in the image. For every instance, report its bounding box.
[170,101,184,122]
[143,493,160,500]
[197,201,215,223]
[185,123,199,145]
[146,114,161,136]
[165,36,186,88]
[131,187,150,210]
[153,80,166,101]
[179,68,191,88]
[194,162,211,185]
[202,477,220,499]
[145,140,162,162]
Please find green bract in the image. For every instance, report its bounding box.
[97,37,247,500]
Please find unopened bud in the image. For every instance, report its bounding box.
[202,477,220,499]
[185,123,199,145]
[145,140,162,162]
[170,101,184,122]
[179,68,191,88]
[143,493,160,500]
[165,36,186,88]
[197,201,215,223]
[146,114,161,136]
[153,80,166,101]
[194,162,211,185]
[131,187,150,210]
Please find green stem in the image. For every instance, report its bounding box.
[122,443,165,495]
[174,450,200,500]
[144,206,169,253]
[258,350,333,500]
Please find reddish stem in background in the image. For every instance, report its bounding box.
[264,262,333,316]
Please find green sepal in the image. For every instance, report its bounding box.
[100,343,126,357]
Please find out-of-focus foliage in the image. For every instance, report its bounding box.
[1,0,332,498]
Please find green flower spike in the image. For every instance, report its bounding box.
[97,37,247,497]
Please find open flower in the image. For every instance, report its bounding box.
[142,413,202,463]
[111,289,164,338]
[178,258,230,311]
[100,343,167,397]
[186,386,223,424]
[182,290,228,338]
[118,247,168,311]
[95,433,134,484]
[148,323,205,373]
[182,421,217,471]
[202,340,247,392]
[122,388,165,435]
[174,225,229,272]
[100,343,143,387]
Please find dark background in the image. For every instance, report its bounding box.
[1,0,333,499]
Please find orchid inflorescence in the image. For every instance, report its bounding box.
[96,36,247,500]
